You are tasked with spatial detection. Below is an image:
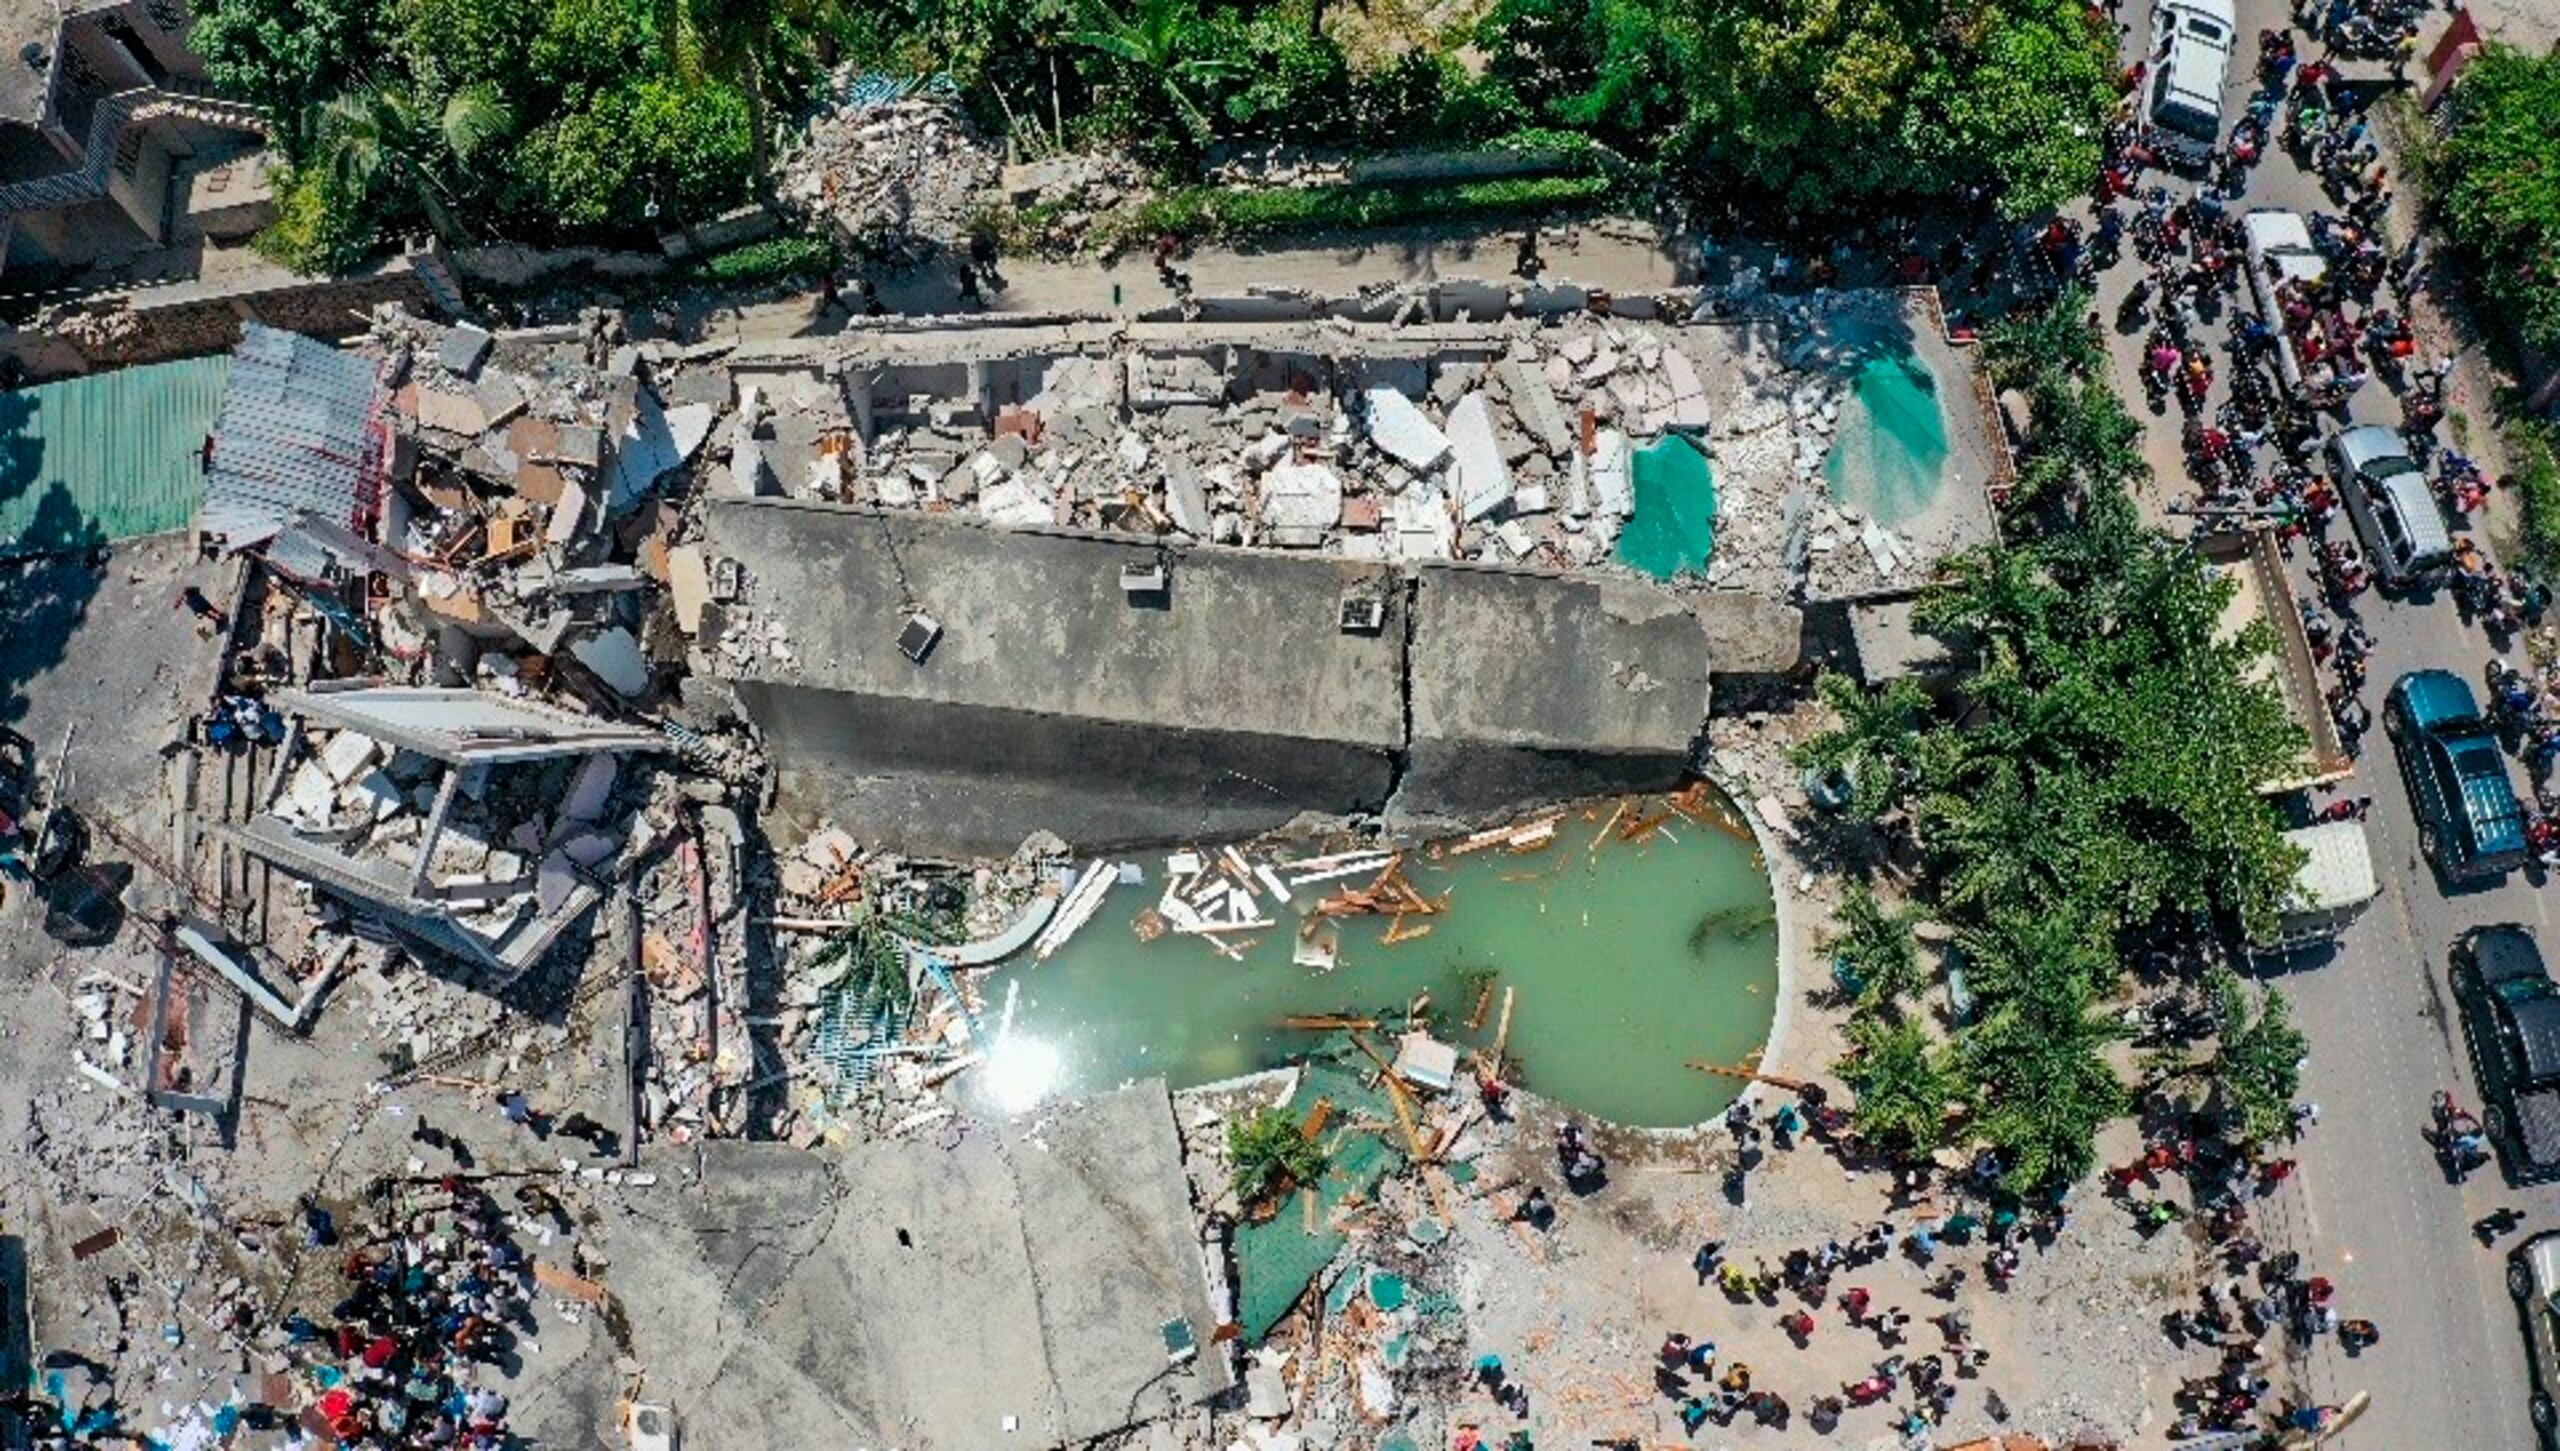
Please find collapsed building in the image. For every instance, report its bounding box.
[703,501,1714,852]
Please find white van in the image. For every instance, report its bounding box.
[2241,208,2327,396]
[2148,0,2238,168]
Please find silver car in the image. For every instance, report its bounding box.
[2330,423,2454,587]
[2508,1230,2560,1444]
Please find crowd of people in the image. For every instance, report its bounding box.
[1582,1093,2069,1442]
[2098,1103,2375,1437]
[278,1174,544,1447]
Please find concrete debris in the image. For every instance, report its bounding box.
[779,93,1001,250]
[819,288,1979,599]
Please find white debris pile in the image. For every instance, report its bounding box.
[780,96,1001,250]
[818,294,1946,599]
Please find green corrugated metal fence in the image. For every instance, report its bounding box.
[0,355,232,558]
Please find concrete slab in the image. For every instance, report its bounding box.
[703,501,1405,853]
[1398,561,1712,823]
[605,1081,1228,1447]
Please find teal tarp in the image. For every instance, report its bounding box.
[1616,434,1717,580]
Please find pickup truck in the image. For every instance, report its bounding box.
[2241,209,2327,396]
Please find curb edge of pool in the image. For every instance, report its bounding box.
[1716,766,1803,1128]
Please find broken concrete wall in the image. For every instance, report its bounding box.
[705,500,1719,852]
[703,500,1408,854]
[734,678,1404,854]
[1396,561,1713,824]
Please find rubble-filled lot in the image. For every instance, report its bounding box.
[0,264,2027,1449]
[784,289,2002,602]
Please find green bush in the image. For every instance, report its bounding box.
[1122,171,1614,247]
[2436,46,2560,356]
[695,234,837,285]
[2509,420,2560,578]
[1228,1107,1327,1203]
[253,164,378,275]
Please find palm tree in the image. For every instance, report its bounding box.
[1792,671,1930,825]
[315,83,512,243]
[1829,883,1927,1012]
[1961,986,2129,1189]
[2208,969,2308,1147]
[1070,0,1240,147]
[1844,1013,1956,1161]
[657,0,835,185]
[1953,902,2113,1007]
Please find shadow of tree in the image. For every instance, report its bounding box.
[0,383,110,734]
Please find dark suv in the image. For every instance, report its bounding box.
[2387,669,2529,881]
[2456,926,2560,1186]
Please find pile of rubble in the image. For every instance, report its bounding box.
[779,94,1001,251]
[823,292,1946,600]
[366,307,719,703]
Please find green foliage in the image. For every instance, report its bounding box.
[1672,0,2114,219]
[253,164,379,274]
[191,0,386,152]
[1121,173,1613,247]
[2505,419,2560,580]
[1844,1013,1957,1159]
[1829,884,1927,1013]
[1812,289,2308,1190]
[1983,286,2146,513]
[1792,671,1928,823]
[696,234,838,284]
[313,83,513,244]
[2435,46,2560,356]
[2209,969,2307,1147]
[808,918,915,1020]
[219,0,782,265]
[1959,971,2128,1188]
[520,76,756,229]
[1228,1108,1327,1202]
[1954,906,2112,1007]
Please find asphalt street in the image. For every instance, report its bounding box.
[2089,3,2553,1444]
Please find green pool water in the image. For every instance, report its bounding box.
[1824,348,1951,527]
[967,795,1780,1127]
[1617,434,1718,580]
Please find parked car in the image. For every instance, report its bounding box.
[2507,1228,2560,1442]
[2331,424,2454,588]
[2145,0,2237,169]
[2456,926,2560,1184]
[2385,669,2529,880]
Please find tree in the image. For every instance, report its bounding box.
[1960,974,2129,1189]
[314,83,513,243]
[2209,969,2308,1147]
[1954,904,2111,1008]
[1228,1107,1327,1203]
[1844,1013,1957,1161]
[1070,0,1242,156]
[1828,884,1927,1012]
[2435,45,2560,355]
[1792,671,1930,824]
[657,0,837,182]
[191,0,387,154]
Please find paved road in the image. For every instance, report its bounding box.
[2087,4,2554,1444]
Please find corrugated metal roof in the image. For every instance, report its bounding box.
[0,354,232,558]
[199,324,385,550]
